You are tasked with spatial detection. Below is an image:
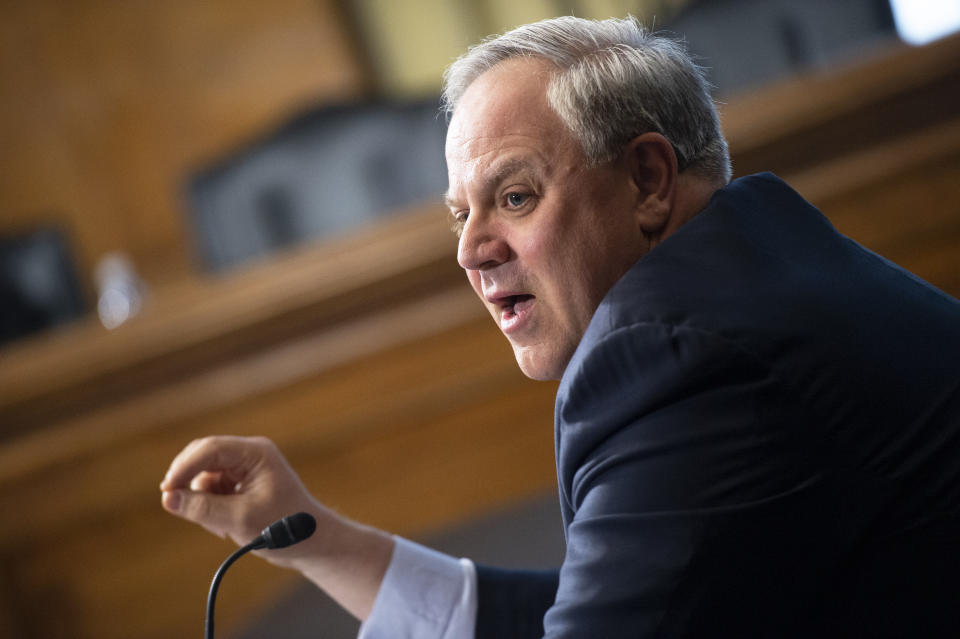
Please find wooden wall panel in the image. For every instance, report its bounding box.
[723,33,960,179]
[817,150,960,298]
[0,0,368,292]
[0,313,558,638]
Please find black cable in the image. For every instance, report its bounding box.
[203,513,316,638]
[205,538,265,639]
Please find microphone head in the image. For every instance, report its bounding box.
[260,512,317,549]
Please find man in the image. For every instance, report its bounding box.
[161,16,960,638]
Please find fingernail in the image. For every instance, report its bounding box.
[164,490,182,512]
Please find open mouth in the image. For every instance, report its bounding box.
[501,293,531,311]
[500,294,534,322]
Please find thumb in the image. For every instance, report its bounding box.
[162,489,236,539]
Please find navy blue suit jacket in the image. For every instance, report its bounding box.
[475,174,960,638]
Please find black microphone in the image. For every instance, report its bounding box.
[205,512,317,639]
[257,511,318,550]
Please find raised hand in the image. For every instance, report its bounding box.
[160,435,393,619]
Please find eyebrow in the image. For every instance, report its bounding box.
[444,157,539,209]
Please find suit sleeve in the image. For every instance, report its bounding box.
[474,566,559,639]
[544,321,847,638]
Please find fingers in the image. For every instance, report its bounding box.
[160,435,304,544]
[160,435,322,551]
[160,435,272,493]
[190,470,238,495]
[161,488,233,539]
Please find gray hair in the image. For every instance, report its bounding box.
[442,16,731,183]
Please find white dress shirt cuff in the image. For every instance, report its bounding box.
[358,536,477,639]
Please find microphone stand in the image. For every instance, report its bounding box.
[205,539,265,639]
[203,512,316,639]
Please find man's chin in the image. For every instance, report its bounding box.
[513,346,565,382]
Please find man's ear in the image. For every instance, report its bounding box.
[624,132,679,236]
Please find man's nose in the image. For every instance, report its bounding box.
[457,215,509,271]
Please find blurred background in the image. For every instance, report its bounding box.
[1,0,958,637]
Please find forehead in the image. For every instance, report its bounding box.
[445,58,580,191]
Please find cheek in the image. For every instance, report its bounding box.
[536,229,593,295]
[538,224,623,328]
[465,269,482,296]
[514,227,558,277]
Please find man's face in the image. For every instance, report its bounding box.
[445,58,650,380]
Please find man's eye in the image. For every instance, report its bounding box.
[505,192,529,208]
[450,211,469,236]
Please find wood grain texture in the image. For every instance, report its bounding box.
[0,0,368,291]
